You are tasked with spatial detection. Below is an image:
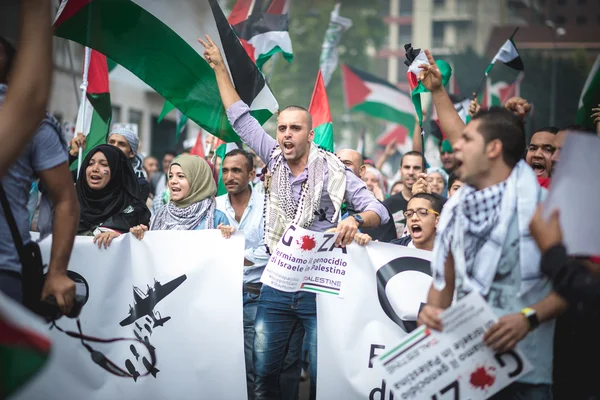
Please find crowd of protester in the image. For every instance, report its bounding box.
[2,2,600,400]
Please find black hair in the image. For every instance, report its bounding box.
[447,172,460,190]
[400,151,424,168]
[163,150,177,159]
[0,37,16,83]
[279,105,313,128]
[409,192,446,214]
[471,107,525,168]
[534,126,559,135]
[561,124,596,134]
[222,148,254,172]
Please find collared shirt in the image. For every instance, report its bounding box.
[216,188,269,284]
[226,101,389,233]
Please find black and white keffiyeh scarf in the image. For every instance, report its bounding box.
[150,197,215,231]
[263,143,347,253]
[432,160,543,297]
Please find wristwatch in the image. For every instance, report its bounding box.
[520,307,540,331]
[352,214,364,227]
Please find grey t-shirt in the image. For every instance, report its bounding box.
[0,118,68,273]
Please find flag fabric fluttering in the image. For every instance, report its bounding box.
[0,293,52,398]
[190,132,206,158]
[228,0,293,70]
[54,0,278,143]
[319,3,352,87]
[71,48,112,172]
[576,54,600,130]
[308,71,334,152]
[356,128,366,160]
[341,64,416,134]
[404,44,452,128]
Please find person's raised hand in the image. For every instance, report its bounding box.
[469,93,481,117]
[218,223,235,239]
[412,173,431,195]
[384,139,398,157]
[418,50,443,93]
[529,205,562,253]
[198,35,225,71]
[483,313,530,353]
[130,224,148,241]
[354,232,372,246]
[69,133,86,157]
[93,231,121,249]
[417,304,444,331]
[504,96,531,121]
[41,271,75,315]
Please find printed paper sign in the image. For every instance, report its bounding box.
[376,292,533,400]
[260,224,350,296]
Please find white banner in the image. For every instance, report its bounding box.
[12,231,247,400]
[261,225,350,297]
[376,292,533,400]
[317,242,434,400]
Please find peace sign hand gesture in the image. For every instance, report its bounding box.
[418,50,443,93]
[198,35,225,70]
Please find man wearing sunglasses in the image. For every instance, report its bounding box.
[391,193,445,251]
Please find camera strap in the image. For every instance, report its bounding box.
[51,319,157,379]
[0,184,28,261]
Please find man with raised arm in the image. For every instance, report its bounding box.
[200,35,389,400]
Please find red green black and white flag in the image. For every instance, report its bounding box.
[54,0,278,143]
[308,70,334,152]
[228,0,293,70]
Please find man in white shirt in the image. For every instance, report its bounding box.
[216,148,270,400]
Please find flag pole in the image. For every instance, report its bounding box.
[75,47,92,179]
[473,27,519,100]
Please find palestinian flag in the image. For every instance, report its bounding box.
[229,0,293,70]
[0,294,51,398]
[189,132,206,158]
[54,0,278,143]
[309,71,334,152]
[576,54,600,129]
[342,64,416,134]
[481,73,524,108]
[405,47,452,127]
[70,48,111,171]
[486,36,524,75]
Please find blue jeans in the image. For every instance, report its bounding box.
[0,270,22,303]
[489,383,552,400]
[244,290,304,400]
[253,285,317,400]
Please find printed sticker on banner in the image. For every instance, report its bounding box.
[260,224,351,297]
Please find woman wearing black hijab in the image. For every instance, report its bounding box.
[77,144,150,247]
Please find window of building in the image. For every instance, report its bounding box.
[557,15,566,24]
[399,0,413,16]
[432,22,445,48]
[111,105,122,123]
[399,25,412,45]
[576,15,587,24]
[128,109,143,135]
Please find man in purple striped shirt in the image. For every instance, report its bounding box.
[201,35,389,400]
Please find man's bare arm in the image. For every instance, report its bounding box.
[427,252,456,309]
[530,291,568,323]
[417,50,465,147]
[0,0,53,177]
[198,35,241,110]
[38,162,79,314]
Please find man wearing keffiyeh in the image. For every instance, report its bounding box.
[415,49,568,399]
[200,35,389,400]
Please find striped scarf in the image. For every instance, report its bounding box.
[264,143,346,253]
[150,197,215,231]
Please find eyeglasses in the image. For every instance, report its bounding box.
[403,208,440,219]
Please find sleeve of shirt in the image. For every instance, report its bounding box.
[343,170,390,224]
[31,123,68,172]
[542,244,600,312]
[244,220,269,267]
[226,100,277,166]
